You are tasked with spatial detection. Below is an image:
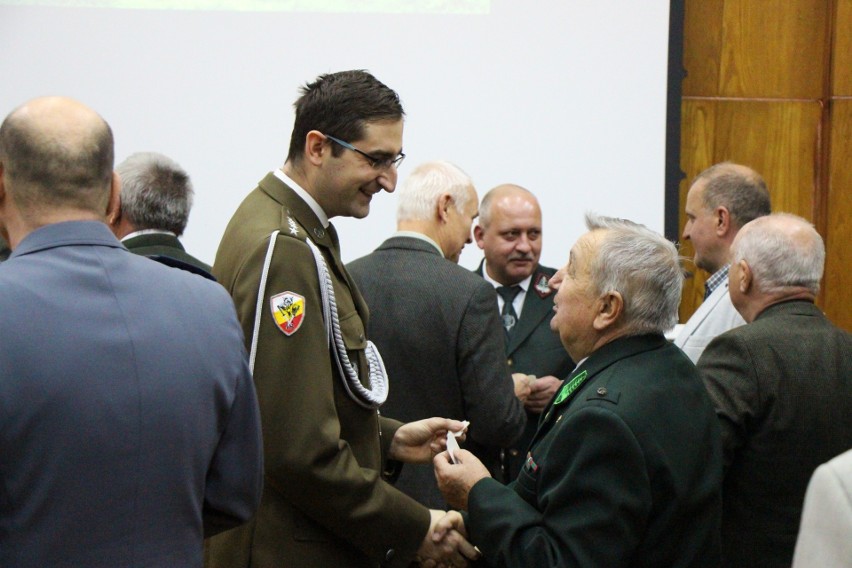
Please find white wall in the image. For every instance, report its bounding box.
[0,1,671,270]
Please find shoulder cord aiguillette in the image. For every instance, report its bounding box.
[304,237,388,409]
[249,230,388,409]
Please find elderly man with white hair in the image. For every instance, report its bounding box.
[433,213,723,567]
[347,161,529,515]
[697,212,852,568]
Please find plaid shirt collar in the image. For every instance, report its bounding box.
[704,264,730,299]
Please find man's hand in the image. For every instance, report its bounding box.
[416,510,480,568]
[434,449,490,511]
[525,375,563,413]
[511,372,532,404]
[390,418,467,464]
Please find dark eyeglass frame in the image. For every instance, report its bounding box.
[323,134,405,170]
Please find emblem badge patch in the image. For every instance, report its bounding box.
[533,273,552,298]
[270,291,305,336]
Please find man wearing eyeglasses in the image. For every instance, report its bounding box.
[205,70,477,568]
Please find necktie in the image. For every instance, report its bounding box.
[703,281,712,301]
[496,285,522,337]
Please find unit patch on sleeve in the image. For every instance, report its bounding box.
[270,291,305,336]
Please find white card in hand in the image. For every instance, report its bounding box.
[446,421,469,464]
[446,429,461,464]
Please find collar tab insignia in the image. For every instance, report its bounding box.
[553,369,588,406]
[533,272,552,298]
[287,217,299,236]
[270,291,305,336]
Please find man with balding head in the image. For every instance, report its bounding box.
[675,162,771,362]
[347,161,528,509]
[697,213,852,567]
[473,184,573,482]
[0,97,263,568]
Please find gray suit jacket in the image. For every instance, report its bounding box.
[698,300,852,567]
[348,236,526,508]
[0,221,263,568]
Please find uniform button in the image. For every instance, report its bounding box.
[507,358,513,366]
[359,333,365,342]
[313,227,325,239]
[597,387,608,396]
[509,449,519,457]
[384,549,395,562]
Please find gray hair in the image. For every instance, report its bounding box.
[396,160,473,222]
[695,162,771,229]
[116,152,193,236]
[732,213,824,295]
[585,213,683,334]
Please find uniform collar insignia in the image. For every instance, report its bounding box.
[533,272,552,298]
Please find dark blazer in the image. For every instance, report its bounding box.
[206,175,429,568]
[123,231,214,278]
[348,236,526,508]
[0,221,263,568]
[467,334,722,567]
[698,300,852,568]
[475,261,574,481]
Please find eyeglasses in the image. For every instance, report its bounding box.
[324,134,405,170]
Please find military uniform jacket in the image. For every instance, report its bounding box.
[475,262,574,482]
[466,334,723,567]
[205,173,429,567]
[122,232,213,276]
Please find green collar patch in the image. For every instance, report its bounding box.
[553,369,589,406]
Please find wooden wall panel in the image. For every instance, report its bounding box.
[824,100,852,330]
[682,0,725,96]
[718,0,829,98]
[833,0,852,95]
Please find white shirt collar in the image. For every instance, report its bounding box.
[121,229,176,242]
[481,263,532,293]
[274,168,329,228]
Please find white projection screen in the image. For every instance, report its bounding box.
[0,1,673,270]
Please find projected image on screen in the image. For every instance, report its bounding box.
[1,0,489,12]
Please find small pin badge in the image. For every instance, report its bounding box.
[534,273,552,298]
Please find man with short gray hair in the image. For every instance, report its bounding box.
[348,161,529,509]
[675,162,771,362]
[109,151,212,277]
[434,213,723,567]
[697,212,852,568]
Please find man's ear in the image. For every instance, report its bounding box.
[715,206,732,237]
[737,259,753,294]
[473,224,486,249]
[437,193,453,224]
[105,172,121,225]
[593,290,623,331]
[305,130,327,166]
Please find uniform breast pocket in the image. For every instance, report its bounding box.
[338,311,367,351]
[514,454,541,504]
